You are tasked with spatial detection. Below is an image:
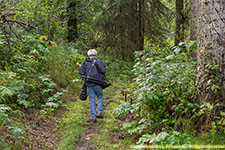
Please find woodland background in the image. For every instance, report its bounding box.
[0,0,225,149]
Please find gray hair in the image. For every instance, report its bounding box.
[87,49,97,56]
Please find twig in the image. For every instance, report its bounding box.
[7,20,22,41]
[7,19,39,30]
[3,12,16,17]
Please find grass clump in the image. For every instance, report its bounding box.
[193,132,225,145]
[57,100,89,150]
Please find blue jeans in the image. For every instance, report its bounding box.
[87,85,103,119]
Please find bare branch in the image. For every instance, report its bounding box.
[3,12,16,17]
[7,19,39,30]
[7,20,22,41]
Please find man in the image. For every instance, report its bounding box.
[78,49,106,123]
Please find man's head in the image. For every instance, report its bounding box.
[87,49,97,57]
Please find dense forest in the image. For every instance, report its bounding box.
[0,0,225,149]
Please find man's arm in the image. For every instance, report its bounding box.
[96,58,106,74]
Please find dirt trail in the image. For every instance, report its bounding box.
[75,97,112,150]
[76,124,99,150]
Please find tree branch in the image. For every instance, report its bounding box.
[7,19,39,30]
[7,20,22,41]
[3,12,16,17]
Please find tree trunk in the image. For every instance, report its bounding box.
[196,0,225,102]
[175,0,185,45]
[138,0,145,51]
[190,0,198,41]
[67,2,78,42]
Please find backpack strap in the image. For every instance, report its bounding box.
[87,59,96,77]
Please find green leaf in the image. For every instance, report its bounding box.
[174,48,181,54]
[122,121,137,130]
[0,86,13,97]
[17,99,34,108]
[207,42,212,46]
[165,55,175,60]
[72,78,81,82]
[48,82,56,88]
[0,105,12,112]
[220,112,225,116]
[7,126,26,136]
[0,111,8,126]
[45,102,59,108]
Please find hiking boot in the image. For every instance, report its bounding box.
[87,119,97,124]
[96,113,103,118]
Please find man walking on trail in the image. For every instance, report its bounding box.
[78,49,106,123]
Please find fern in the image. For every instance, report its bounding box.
[0,86,13,97]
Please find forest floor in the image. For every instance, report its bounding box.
[0,82,133,150]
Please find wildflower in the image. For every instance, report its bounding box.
[31,49,39,57]
[38,36,48,42]
[76,62,81,67]
[48,41,56,46]
[151,114,154,118]
[8,75,14,80]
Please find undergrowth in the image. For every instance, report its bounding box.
[113,42,225,145]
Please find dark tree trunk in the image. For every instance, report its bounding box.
[138,0,145,51]
[67,2,78,42]
[190,0,198,41]
[175,0,185,45]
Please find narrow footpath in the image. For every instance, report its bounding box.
[74,83,134,150]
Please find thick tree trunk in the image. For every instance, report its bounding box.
[138,0,145,51]
[67,2,78,42]
[175,0,185,45]
[190,0,198,41]
[197,0,225,102]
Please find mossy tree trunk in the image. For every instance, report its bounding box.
[196,0,225,102]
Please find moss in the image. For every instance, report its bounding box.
[57,101,89,150]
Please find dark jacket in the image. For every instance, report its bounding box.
[78,57,106,87]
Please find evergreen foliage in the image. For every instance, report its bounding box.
[96,0,172,60]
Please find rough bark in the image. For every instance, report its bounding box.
[67,2,78,42]
[190,0,199,41]
[175,0,185,45]
[197,0,225,102]
[138,0,145,51]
